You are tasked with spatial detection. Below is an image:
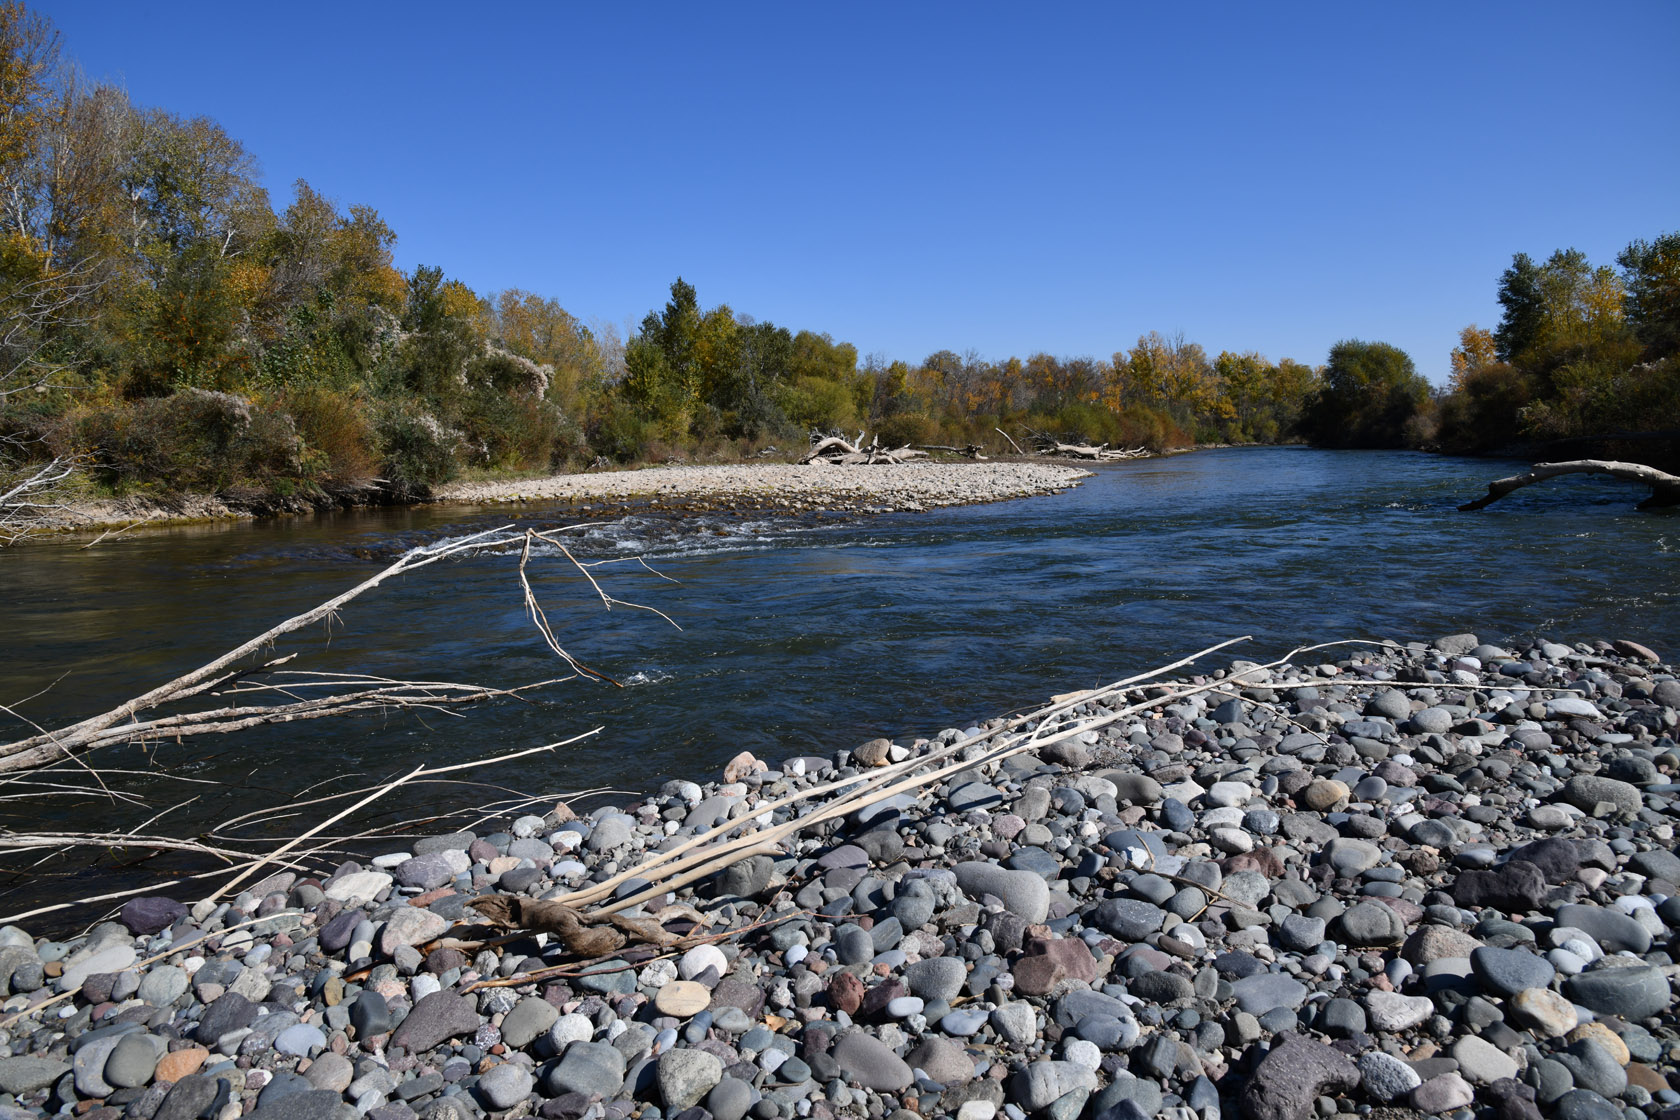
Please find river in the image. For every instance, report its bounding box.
[1,447,1675,923]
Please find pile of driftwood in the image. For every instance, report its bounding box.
[1026,429,1148,461]
[800,432,929,466]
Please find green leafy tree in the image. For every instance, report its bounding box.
[1618,232,1680,360]
[395,264,481,404]
[1302,340,1428,448]
[1494,253,1545,365]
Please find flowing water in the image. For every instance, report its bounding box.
[1,447,1676,921]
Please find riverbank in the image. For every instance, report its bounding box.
[0,633,1674,1120]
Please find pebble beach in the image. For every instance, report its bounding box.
[0,633,1677,1120]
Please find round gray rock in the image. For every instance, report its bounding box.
[476,1064,534,1110]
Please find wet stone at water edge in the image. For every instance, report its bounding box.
[0,632,1676,1120]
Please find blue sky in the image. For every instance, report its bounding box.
[41,2,1680,383]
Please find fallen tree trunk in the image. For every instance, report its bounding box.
[1459,459,1680,511]
[1043,441,1107,460]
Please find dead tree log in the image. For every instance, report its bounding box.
[1459,460,1680,511]
[1045,441,1108,460]
[801,433,928,465]
[916,445,987,459]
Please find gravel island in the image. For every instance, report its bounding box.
[432,462,1094,514]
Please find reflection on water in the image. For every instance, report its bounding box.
[0,447,1675,920]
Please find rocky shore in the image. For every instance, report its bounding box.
[0,634,1677,1120]
[431,462,1093,514]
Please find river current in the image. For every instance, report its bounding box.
[1,447,1675,920]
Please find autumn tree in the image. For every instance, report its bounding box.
[1214,351,1271,439]
[1448,325,1497,391]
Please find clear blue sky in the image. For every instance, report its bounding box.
[40,1,1680,383]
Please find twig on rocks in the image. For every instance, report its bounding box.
[204,734,601,904]
[459,907,811,992]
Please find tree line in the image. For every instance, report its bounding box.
[0,1,1673,525]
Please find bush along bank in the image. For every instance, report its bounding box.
[0,633,1676,1120]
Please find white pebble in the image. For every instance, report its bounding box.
[1063,1038,1101,1070]
[548,1014,594,1048]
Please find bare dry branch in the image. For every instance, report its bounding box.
[1459,459,1680,511]
[0,523,678,772]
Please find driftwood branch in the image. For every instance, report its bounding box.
[1459,459,1680,511]
[0,525,677,772]
[0,453,81,547]
[995,428,1025,455]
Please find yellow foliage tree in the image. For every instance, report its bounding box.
[1448,325,1497,391]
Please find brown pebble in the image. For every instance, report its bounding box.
[1566,1022,1629,1065]
[155,1048,209,1083]
[322,978,343,1007]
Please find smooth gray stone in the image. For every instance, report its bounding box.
[1470,946,1555,996]
[1552,904,1652,954]
[952,862,1049,924]
[545,1041,626,1099]
[1564,963,1671,1020]
[706,1077,754,1120]
[1092,898,1165,941]
[243,1089,358,1120]
[905,956,966,1003]
[0,1057,69,1095]
[1230,973,1307,1015]
[829,1029,912,1091]
[498,996,558,1049]
[474,1064,533,1110]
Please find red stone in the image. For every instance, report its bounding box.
[827,971,865,1015]
[1011,936,1098,996]
[409,887,457,908]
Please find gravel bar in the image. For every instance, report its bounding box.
[0,633,1677,1120]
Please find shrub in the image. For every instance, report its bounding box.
[457,386,564,470]
[1436,363,1532,453]
[281,387,378,482]
[580,395,647,463]
[63,389,303,493]
[374,405,458,498]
